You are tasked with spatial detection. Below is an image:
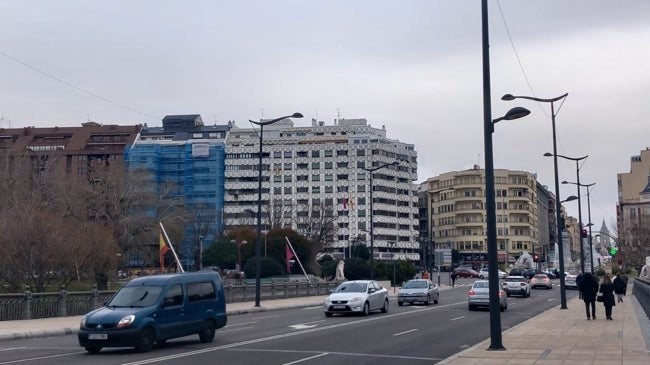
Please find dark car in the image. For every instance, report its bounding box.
[508,268,526,277]
[523,269,541,280]
[454,268,480,278]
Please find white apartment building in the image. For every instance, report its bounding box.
[424,166,541,266]
[223,117,419,261]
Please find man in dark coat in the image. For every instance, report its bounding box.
[579,272,599,320]
[575,272,584,299]
[613,272,627,303]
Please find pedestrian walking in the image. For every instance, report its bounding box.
[575,272,584,299]
[579,272,598,320]
[613,272,627,303]
[599,274,616,320]
[450,272,457,287]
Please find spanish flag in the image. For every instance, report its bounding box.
[160,233,169,271]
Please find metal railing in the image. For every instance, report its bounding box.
[634,277,650,319]
[0,281,340,321]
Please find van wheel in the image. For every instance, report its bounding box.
[135,327,155,352]
[199,321,216,343]
[84,345,102,354]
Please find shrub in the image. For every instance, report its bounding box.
[243,257,283,278]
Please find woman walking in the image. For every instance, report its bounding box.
[580,272,599,320]
[599,274,616,320]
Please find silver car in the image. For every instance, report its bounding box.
[397,279,439,306]
[324,280,389,317]
[468,280,508,311]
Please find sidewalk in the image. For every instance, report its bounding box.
[439,288,650,364]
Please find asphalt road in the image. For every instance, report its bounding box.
[0,278,578,365]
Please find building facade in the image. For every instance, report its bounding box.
[424,166,547,267]
[125,115,230,269]
[617,147,650,268]
[223,117,419,261]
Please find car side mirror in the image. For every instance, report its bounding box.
[368,288,376,293]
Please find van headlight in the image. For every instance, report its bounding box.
[116,314,136,328]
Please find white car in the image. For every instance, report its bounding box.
[501,276,531,297]
[478,268,508,279]
[468,280,508,311]
[397,279,439,306]
[324,280,389,317]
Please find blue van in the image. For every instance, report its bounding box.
[78,271,227,353]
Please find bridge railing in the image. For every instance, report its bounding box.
[633,277,650,319]
[0,280,340,321]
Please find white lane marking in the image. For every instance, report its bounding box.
[225,321,259,327]
[0,351,85,364]
[451,316,466,321]
[289,319,325,330]
[393,329,419,336]
[228,348,440,362]
[251,315,278,320]
[282,352,328,364]
[303,306,322,310]
[0,348,26,352]
[217,326,255,333]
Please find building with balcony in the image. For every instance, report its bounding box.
[223,117,419,261]
[423,165,551,267]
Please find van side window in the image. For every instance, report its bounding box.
[164,284,183,306]
[187,282,216,302]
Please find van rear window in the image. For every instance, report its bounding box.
[187,281,216,302]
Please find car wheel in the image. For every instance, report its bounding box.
[500,305,505,312]
[198,320,216,343]
[84,345,102,354]
[425,295,431,305]
[134,327,155,353]
[434,294,439,304]
[479,275,484,279]
[468,305,474,311]
[325,312,333,317]
[506,292,510,297]
[381,299,389,313]
[362,302,370,316]
[398,301,403,306]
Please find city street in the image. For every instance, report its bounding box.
[0,278,576,365]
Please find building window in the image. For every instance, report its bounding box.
[274,151,282,158]
[325,161,333,169]
[312,150,320,158]
[324,150,333,157]
[357,149,366,156]
[284,151,292,158]
[312,186,320,193]
[312,174,320,181]
[312,162,320,169]
[284,187,292,194]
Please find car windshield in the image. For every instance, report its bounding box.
[107,285,163,307]
[403,281,427,289]
[334,282,368,293]
[473,281,489,289]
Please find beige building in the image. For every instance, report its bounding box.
[617,147,650,268]
[424,166,540,266]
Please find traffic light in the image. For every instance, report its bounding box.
[580,229,588,238]
[609,246,618,255]
[533,253,540,262]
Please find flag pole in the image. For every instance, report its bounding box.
[285,236,311,285]
[160,222,185,273]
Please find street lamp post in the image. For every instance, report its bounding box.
[250,112,303,307]
[230,239,248,275]
[502,92,569,309]
[585,186,595,270]
[482,0,532,350]
[361,161,398,280]
[427,187,455,285]
[561,178,595,273]
[545,153,588,273]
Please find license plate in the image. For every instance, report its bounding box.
[333,305,345,309]
[88,333,108,340]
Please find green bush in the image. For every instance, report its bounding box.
[243,256,283,278]
[343,258,371,280]
[320,259,338,280]
[595,267,606,277]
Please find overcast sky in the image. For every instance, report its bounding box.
[2,1,649,235]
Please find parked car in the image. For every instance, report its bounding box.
[454,268,480,278]
[542,270,558,279]
[530,274,553,289]
[323,280,389,317]
[478,268,508,279]
[397,279,439,306]
[468,280,507,311]
[565,274,579,289]
[501,276,531,297]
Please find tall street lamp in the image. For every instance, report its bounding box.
[250,112,303,307]
[481,0,532,351]
[361,160,398,280]
[502,92,569,309]
[585,185,596,270]
[561,178,595,272]
[230,239,248,275]
[545,152,588,273]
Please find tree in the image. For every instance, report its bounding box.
[243,256,283,278]
[294,201,337,276]
[343,257,371,280]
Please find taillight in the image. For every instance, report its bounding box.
[498,291,503,297]
[468,290,475,296]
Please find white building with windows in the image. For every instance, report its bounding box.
[223,117,419,261]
